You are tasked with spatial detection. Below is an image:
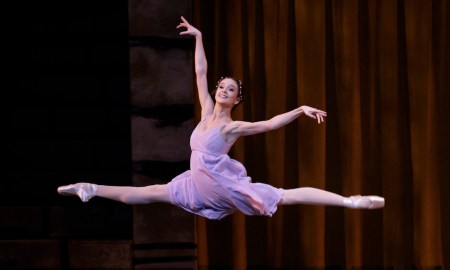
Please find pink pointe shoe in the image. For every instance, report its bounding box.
[343,195,385,209]
[57,183,97,202]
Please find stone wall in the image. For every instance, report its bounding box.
[128,0,196,269]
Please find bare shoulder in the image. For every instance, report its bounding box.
[223,119,272,138]
[221,121,243,143]
[200,112,213,121]
[222,121,244,133]
[222,120,255,141]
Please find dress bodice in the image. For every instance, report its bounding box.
[167,118,284,220]
[190,121,233,156]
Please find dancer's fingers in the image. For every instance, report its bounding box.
[180,16,189,24]
[318,114,323,123]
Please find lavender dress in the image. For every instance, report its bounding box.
[167,118,284,220]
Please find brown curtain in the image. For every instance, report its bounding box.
[192,0,450,269]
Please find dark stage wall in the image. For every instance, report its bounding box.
[4,1,133,269]
[3,1,195,269]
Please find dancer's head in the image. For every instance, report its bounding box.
[211,77,244,108]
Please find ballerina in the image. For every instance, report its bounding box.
[57,16,384,220]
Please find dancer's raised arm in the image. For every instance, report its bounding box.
[177,16,214,118]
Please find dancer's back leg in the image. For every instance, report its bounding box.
[57,183,171,204]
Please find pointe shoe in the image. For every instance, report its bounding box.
[343,195,385,209]
[57,183,97,202]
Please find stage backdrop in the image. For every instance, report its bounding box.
[192,0,449,269]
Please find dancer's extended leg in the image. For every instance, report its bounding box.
[279,187,384,209]
[57,183,171,204]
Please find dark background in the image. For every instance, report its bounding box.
[5,1,132,239]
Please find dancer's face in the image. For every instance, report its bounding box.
[215,78,240,107]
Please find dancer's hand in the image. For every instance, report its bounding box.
[301,106,327,124]
[177,16,201,37]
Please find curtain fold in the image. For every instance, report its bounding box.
[193,0,449,269]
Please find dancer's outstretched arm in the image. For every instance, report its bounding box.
[223,105,327,140]
[177,16,214,118]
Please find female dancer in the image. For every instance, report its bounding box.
[57,16,384,220]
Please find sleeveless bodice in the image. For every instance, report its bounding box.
[190,123,233,156]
